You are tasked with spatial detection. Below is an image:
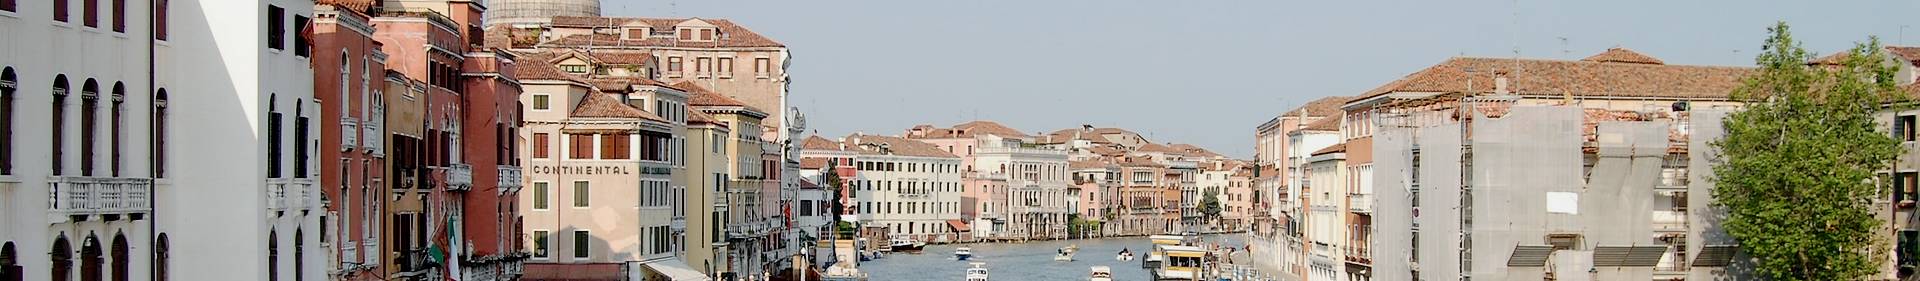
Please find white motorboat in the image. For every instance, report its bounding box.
[1054,245,1078,262]
[965,262,990,281]
[955,247,973,261]
[1089,266,1113,281]
[889,236,925,253]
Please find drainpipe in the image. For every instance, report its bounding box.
[145,0,159,279]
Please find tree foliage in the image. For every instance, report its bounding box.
[1200,189,1223,219]
[1714,22,1906,280]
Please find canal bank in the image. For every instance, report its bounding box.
[858,234,1266,281]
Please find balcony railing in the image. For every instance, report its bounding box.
[446,164,473,191]
[1348,194,1372,213]
[267,178,317,212]
[498,166,523,190]
[341,117,359,151]
[49,176,154,218]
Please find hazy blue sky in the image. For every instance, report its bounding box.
[609,0,1920,158]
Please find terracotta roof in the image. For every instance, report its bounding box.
[953,121,1030,138]
[1086,146,1124,156]
[1311,143,1347,156]
[687,110,722,126]
[316,0,374,12]
[1137,143,1183,154]
[1351,50,1752,102]
[1580,47,1666,65]
[1888,46,1920,64]
[1070,159,1114,170]
[802,135,844,151]
[589,52,654,65]
[587,77,676,93]
[546,17,785,48]
[570,92,666,121]
[843,135,958,158]
[1300,117,1339,132]
[1169,144,1225,158]
[1119,156,1163,167]
[1288,96,1350,117]
[799,157,830,170]
[1810,52,1852,66]
[672,81,762,110]
[511,51,588,83]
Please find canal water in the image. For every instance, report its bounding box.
[859,234,1248,281]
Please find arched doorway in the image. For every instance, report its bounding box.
[82,234,101,281]
[2,241,19,281]
[153,234,168,281]
[268,229,278,281]
[51,235,71,281]
[111,233,127,281]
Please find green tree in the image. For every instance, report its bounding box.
[1200,189,1223,221]
[1714,22,1905,280]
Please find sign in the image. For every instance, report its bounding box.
[529,165,633,175]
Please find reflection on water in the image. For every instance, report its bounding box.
[858,235,1245,281]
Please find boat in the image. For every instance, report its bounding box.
[821,261,870,281]
[1054,244,1078,262]
[965,262,990,281]
[1152,245,1208,281]
[889,236,925,253]
[1115,248,1134,261]
[1089,266,1113,281]
[955,247,973,261]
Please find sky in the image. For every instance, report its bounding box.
[608,0,1920,158]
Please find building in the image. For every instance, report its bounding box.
[1350,48,1751,280]
[681,103,734,278]
[1198,160,1254,232]
[970,144,1071,240]
[684,81,779,280]
[842,135,966,241]
[484,0,600,27]
[4,0,327,279]
[1302,143,1349,281]
[312,2,391,279]
[1070,160,1120,237]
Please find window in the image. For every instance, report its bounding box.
[717,57,733,78]
[1547,234,1583,251]
[667,57,683,74]
[0,0,12,12]
[532,133,549,159]
[50,236,70,281]
[568,133,592,159]
[559,64,587,74]
[110,83,122,177]
[296,102,309,178]
[51,76,68,176]
[696,57,711,76]
[1898,115,1916,141]
[154,0,167,40]
[81,79,96,176]
[532,231,549,258]
[83,0,96,27]
[600,133,629,160]
[573,230,590,258]
[699,29,713,41]
[1899,173,1919,203]
[531,94,549,110]
[153,234,167,281]
[532,182,549,210]
[293,15,309,57]
[267,230,278,281]
[572,181,589,207]
[755,58,770,77]
[268,95,282,178]
[624,28,646,40]
[678,29,691,40]
[110,0,123,32]
[267,5,284,50]
[152,90,167,178]
[0,68,12,175]
[54,0,68,22]
[294,229,304,281]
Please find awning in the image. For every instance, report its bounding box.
[638,259,713,281]
[946,220,971,232]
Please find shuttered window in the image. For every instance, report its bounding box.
[568,134,593,159]
[532,133,549,159]
[599,133,629,160]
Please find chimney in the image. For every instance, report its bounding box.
[1494,71,1511,95]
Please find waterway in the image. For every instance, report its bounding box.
[859,234,1253,281]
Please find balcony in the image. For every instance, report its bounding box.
[445,164,473,191]
[1348,194,1372,213]
[49,176,154,219]
[267,178,317,212]
[363,120,383,156]
[341,117,359,151]
[498,166,523,191]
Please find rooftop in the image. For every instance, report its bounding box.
[546,16,785,48]
[1351,48,1754,103]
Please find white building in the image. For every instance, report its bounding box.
[843,135,965,241]
[2,0,323,280]
[971,146,1071,239]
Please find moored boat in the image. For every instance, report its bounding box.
[1089,266,1113,281]
[889,236,926,253]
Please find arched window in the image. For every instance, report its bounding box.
[50,235,70,281]
[109,0,122,32]
[293,229,303,281]
[268,229,278,281]
[110,82,122,177]
[0,67,13,175]
[110,233,126,281]
[52,75,68,176]
[268,95,281,178]
[295,100,308,178]
[152,90,167,178]
[81,78,98,176]
[339,52,349,114]
[151,234,167,281]
[1,241,18,281]
[81,234,100,281]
